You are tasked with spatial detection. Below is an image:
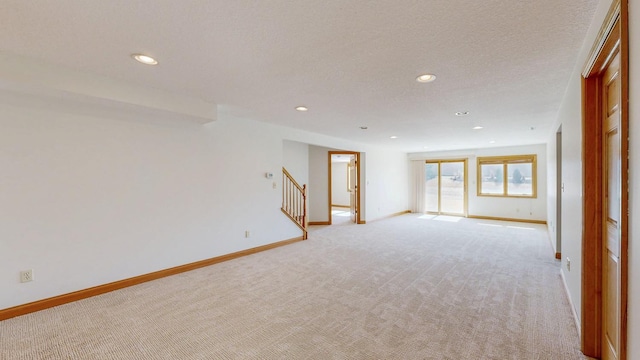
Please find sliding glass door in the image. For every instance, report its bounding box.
[425,160,467,216]
[425,162,440,213]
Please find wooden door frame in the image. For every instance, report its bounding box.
[581,0,628,358]
[328,151,361,225]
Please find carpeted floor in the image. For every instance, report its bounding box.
[1,214,587,359]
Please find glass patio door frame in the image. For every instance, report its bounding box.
[425,159,468,216]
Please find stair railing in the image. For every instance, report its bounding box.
[281,167,308,239]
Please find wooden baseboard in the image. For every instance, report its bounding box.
[467,215,547,225]
[0,236,305,321]
[312,210,410,226]
[368,210,411,223]
[387,210,411,218]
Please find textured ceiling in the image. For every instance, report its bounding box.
[1,1,598,152]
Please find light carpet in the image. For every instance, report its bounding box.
[1,214,587,359]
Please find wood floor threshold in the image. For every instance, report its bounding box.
[309,221,331,226]
[468,215,547,225]
[0,236,305,321]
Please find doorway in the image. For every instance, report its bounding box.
[328,151,360,225]
[425,159,467,216]
[556,126,562,260]
[581,1,628,358]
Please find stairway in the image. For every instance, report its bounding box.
[281,167,308,239]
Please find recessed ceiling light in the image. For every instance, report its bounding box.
[473,126,483,130]
[390,136,398,139]
[132,53,158,65]
[455,111,470,116]
[489,140,496,144]
[416,74,437,83]
[295,106,308,112]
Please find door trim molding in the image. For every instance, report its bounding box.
[581,0,628,358]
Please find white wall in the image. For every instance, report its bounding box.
[0,96,410,310]
[546,0,616,328]
[409,144,547,222]
[552,61,584,319]
[283,140,309,186]
[0,102,300,309]
[308,145,331,222]
[362,149,409,220]
[627,0,639,357]
[331,162,350,206]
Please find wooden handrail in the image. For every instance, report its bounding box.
[282,167,305,193]
[281,167,308,239]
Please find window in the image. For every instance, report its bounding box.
[477,155,537,198]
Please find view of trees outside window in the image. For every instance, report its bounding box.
[478,155,536,197]
[479,164,503,195]
[507,163,533,196]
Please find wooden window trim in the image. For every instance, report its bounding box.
[476,155,537,198]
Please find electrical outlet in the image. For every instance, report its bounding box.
[20,269,34,283]
[245,230,250,238]
[566,258,571,272]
